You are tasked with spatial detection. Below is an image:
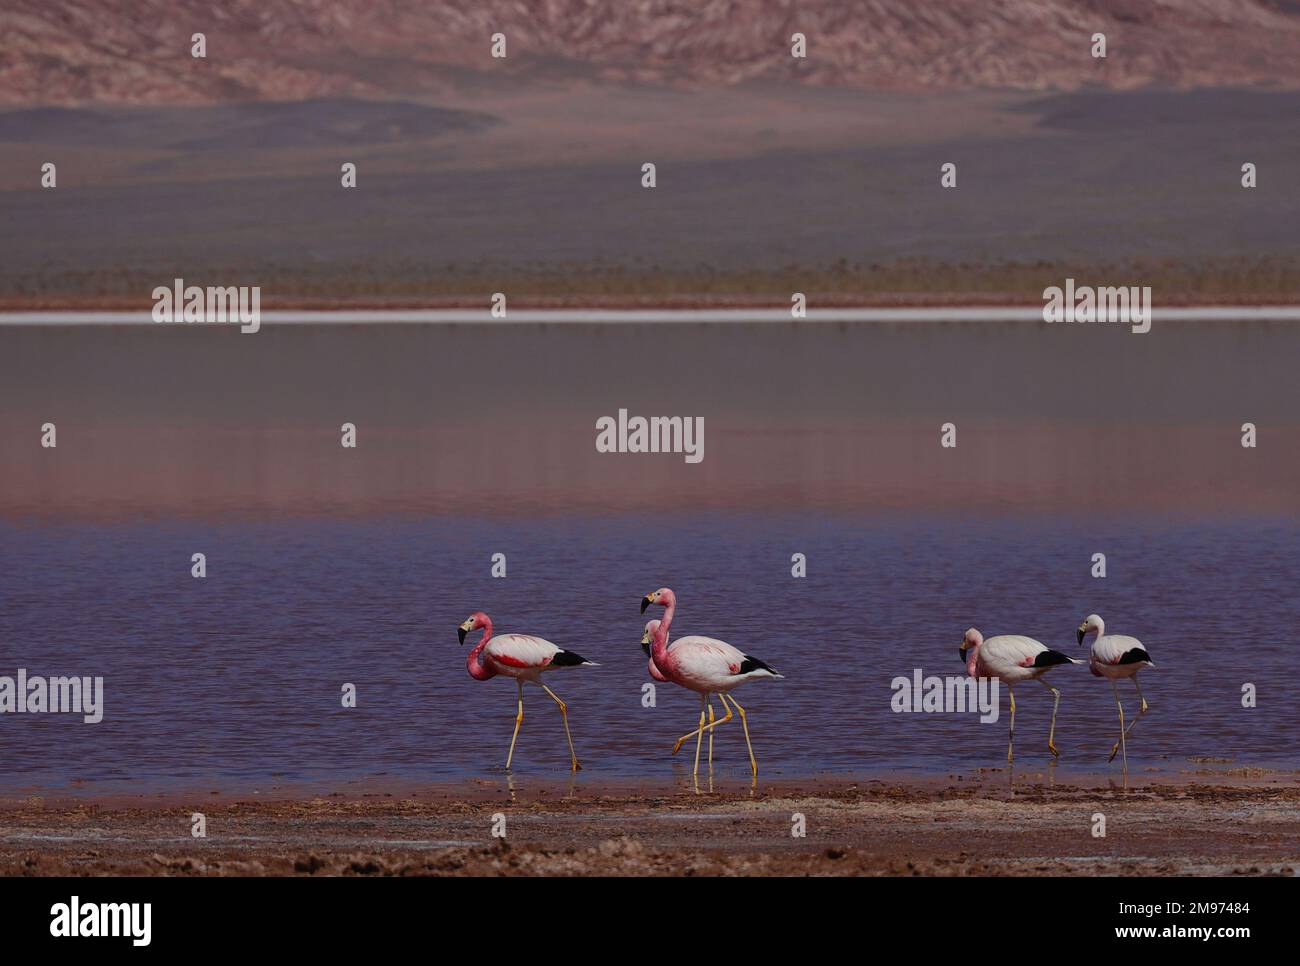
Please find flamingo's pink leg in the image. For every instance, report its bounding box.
[506,679,524,770]
[725,694,758,779]
[540,683,581,772]
[671,696,733,754]
[1039,678,1061,758]
[692,692,708,780]
[1109,678,1147,762]
[1107,681,1128,769]
[1108,679,1145,767]
[1006,687,1017,764]
[707,699,716,769]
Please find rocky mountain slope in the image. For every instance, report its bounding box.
[4,0,1300,105]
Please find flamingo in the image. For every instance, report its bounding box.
[641,619,669,682]
[457,611,597,772]
[1077,613,1154,770]
[960,628,1081,762]
[641,618,723,769]
[640,588,783,782]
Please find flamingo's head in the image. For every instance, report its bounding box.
[458,611,489,645]
[959,627,983,662]
[641,619,661,656]
[1077,613,1103,645]
[640,587,674,614]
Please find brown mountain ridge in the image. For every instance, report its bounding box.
[4,0,1300,105]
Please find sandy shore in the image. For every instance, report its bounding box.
[2,771,1295,876]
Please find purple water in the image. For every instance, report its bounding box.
[2,318,1298,792]
[1,513,1296,791]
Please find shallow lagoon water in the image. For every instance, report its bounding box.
[1,318,1297,792]
[1,513,1296,791]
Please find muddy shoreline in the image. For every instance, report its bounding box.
[3,772,1295,876]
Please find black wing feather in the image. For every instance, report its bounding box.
[738,655,778,675]
[550,649,591,667]
[1033,649,1075,668]
[1117,648,1152,665]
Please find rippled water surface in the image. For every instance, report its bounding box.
[2,514,1296,791]
[2,319,1297,792]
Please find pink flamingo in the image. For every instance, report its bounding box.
[960,628,1081,763]
[643,618,722,768]
[640,589,783,781]
[458,611,597,772]
[641,619,669,682]
[1077,613,1155,770]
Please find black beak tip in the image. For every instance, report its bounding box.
[640,597,650,614]
[458,627,468,645]
[1076,629,1085,645]
[958,647,966,662]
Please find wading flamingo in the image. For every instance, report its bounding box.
[642,618,725,769]
[640,589,782,782]
[960,628,1080,762]
[1077,613,1154,770]
[458,611,597,772]
[641,620,669,682]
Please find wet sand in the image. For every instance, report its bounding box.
[3,771,1296,876]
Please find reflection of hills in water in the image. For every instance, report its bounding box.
[2,319,1298,519]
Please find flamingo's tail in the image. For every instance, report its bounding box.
[551,650,599,667]
[739,655,783,679]
[1034,649,1080,668]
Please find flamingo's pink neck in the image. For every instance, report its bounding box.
[467,617,495,681]
[651,596,676,663]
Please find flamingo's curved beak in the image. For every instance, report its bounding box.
[640,594,653,614]
[640,628,653,656]
[959,643,967,662]
[1076,625,1087,646]
[458,619,473,645]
